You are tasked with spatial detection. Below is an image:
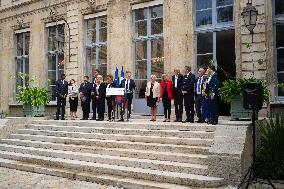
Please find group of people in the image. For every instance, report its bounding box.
[54,69,136,122]
[54,64,220,125]
[145,65,220,125]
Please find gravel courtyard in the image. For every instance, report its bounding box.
[0,167,121,189]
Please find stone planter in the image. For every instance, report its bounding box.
[230,95,253,120]
[23,104,45,117]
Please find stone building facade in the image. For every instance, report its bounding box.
[0,0,282,115]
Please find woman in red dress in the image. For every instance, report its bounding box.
[160,74,174,122]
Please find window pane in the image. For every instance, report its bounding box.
[24,33,30,55]
[86,48,96,77]
[134,80,147,98]
[87,30,96,44]
[99,46,107,78]
[16,59,24,92]
[151,6,163,18]
[278,73,284,96]
[197,32,213,54]
[136,41,147,60]
[58,53,65,72]
[151,39,164,79]
[135,9,147,21]
[48,26,56,51]
[151,18,163,35]
[87,19,96,30]
[276,25,284,48]
[99,16,107,28]
[24,58,29,76]
[99,27,107,42]
[217,6,233,23]
[135,21,147,36]
[275,0,284,15]
[197,55,213,69]
[196,0,212,10]
[48,55,56,71]
[217,0,233,6]
[196,10,212,26]
[48,85,56,101]
[277,49,284,72]
[135,60,147,79]
[17,33,23,56]
[48,71,56,86]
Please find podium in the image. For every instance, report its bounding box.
[106,88,131,121]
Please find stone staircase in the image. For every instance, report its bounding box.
[0,120,228,189]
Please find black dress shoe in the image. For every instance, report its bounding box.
[118,119,124,122]
[54,118,59,120]
[90,117,96,120]
[197,119,205,123]
[174,119,179,122]
[61,118,65,120]
[80,118,86,120]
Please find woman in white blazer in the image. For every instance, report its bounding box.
[145,75,161,121]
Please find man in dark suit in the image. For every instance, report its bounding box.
[195,68,206,123]
[181,66,195,123]
[55,74,68,120]
[119,71,136,121]
[172,68,183,122]
[206,65,220,125]
[79,76,93,120]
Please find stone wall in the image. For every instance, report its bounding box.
[208,123,253,186]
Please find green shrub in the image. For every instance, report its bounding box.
[255,115,284,180]
[16,76,51,108]
[220,77,269,104]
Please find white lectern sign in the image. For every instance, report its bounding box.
[106,88,125,96]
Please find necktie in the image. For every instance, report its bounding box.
[126,80,129,90]
[197,77,201,94]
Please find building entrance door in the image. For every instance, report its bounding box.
[132,5,164,115]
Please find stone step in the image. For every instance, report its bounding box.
[0,143,207,175]
[0,139,208,164]
[32,120,217,131]
[8,134,210,154]
[0,151,224,187]
[0,158,230,189]
[17,129,213,146]
[27,124,215,139]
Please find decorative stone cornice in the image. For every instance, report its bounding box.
[0,0,72,23]
[11,21,32,30]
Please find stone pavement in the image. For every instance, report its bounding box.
[0,167,121,189]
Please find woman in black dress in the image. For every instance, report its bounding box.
[95,75,106,121]
[145,75,161,121]
[68,79,79,120]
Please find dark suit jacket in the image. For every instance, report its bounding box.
[97,82,106,99]
[79,82,93,100]
[55,80,68,97]
[181,72,195,95]
[172,74,183,93]
[106,82,115,105]
[119,79,136,99]
[206,73,220,96]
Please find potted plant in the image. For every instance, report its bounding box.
[279,83,284,94]
[16,76,51,117]
[220,77,269,120]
